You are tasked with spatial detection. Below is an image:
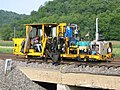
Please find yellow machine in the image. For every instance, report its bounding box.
[13,23,66,59]
[13,22,112,62]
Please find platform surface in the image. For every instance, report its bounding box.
[19,67,120,90]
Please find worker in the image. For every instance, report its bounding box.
[65,26,73,38]
[74,28,78,38]
[31,35,42,52]
[31,35,40,44]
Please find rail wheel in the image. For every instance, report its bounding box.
[77,56,81,61]
[84,56,89,61]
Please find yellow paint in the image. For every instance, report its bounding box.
[12,38,25,55]
[12,23,112,61]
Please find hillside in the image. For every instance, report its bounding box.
[0,10,28,26]
[0,10,28,40]
[30,0,120,40]
[0,0,120,40]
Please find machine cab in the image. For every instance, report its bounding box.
[24,23,66,57]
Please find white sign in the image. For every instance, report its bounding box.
[4,59,12,74]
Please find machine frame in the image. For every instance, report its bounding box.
[13,23,112,62]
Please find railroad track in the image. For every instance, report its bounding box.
[0,53,120,76]
[0,53,120,66]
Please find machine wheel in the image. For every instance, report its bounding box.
[84,56,89,61]
[77,56,81,61]
[52,53,60,65]
[43,52,48,63]
[43,56,47,63]
[26,56,31,64]
[52,53,59,62]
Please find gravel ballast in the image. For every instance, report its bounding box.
[0,59,120,90]
[15,61,120,76]
[0,60,46,90]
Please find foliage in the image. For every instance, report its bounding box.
[0,10,28,26]
[0,0,120,40]
[28,0,120,41]
[0,10,28,40]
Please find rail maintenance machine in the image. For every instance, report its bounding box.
[13,21,112,62]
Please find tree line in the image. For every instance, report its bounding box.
[0,0,120,40]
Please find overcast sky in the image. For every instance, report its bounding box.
[0,0,49,15]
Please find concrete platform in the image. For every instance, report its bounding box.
[19,67,120,90]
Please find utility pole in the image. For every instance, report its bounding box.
[96,18,99,41]
[14,27,15,38]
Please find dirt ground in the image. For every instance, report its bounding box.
[109,41,120,45]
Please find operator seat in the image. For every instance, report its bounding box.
[34,43,42,52]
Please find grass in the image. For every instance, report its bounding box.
[113,48,120,58]
[112,44,120,48]
[112,44,120,58]
[0,40,13,46]
[0,40,13,54]
[0,48,13,54]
